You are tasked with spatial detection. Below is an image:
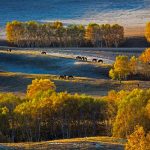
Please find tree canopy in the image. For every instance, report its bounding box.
[6,21,124,47]
[0,78,150,143]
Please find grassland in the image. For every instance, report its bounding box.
[0,50,150,97]
[0,136,125,150]
[0,71,150,97]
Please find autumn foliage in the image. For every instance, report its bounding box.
[0,78,150,143]
[109,56,138,80]
[6,21,124,47]
[86,23,124,47]
[139,48,150,64]
[27,78,56,99]
[125,126,150,150]
[109,48,150,80]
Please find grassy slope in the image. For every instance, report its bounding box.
[0,136,126,150]
[0,71,150,97]
[0,49,148,150]
[0,50,150,97]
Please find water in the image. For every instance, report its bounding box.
[0,0,150,27]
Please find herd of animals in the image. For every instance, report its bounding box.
[6,49,104,80]
[75,56,103,63]
[40,51,104,80]
[41,51,104,63]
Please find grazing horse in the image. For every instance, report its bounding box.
[76,56,82,60]
[98,59,103,63]
[59,75,67,80]
[84,57,87,61]
[7,48,12,52]
[68,75,74,80]
[92,59,97,62]
[41,51,46,54]
[76,56,87,62]
[82,57,87,61]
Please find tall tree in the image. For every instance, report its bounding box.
[109,55,130,80]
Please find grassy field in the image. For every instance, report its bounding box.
[0,50,150,96]
[0,49,149,150]
[0,71,150,97]
[0,136,125,150]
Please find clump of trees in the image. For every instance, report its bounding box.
[105,89,150,137]
[105,89,150,149]
[0,78,150,144]
[85,23,124,47]
[6,21,124,47]
[109,48,150,81]
[109,55,138,81]
[111,89,150,138]
[0,78,108,142]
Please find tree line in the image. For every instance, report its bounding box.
[6,21,124,47]
[0,78,150,147]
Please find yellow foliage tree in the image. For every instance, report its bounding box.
[6,21,24,45]
[109,56,130,80]
[139,48,150,64]
[129,56,138,74]
[125,126,150,150]
[27,78,56,99]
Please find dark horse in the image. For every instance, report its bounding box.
[76,56,82,60]
[82,57,87,61]
[59,75,67,79]
[76,56,87,61]
[92,59,97,62]
[98,59,103,63]
[68,75,74,79]
[59,75,74,80]
[7,48,12,52]
[41,51,46,54]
